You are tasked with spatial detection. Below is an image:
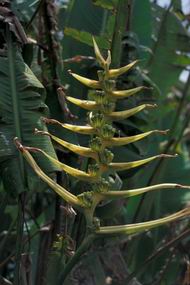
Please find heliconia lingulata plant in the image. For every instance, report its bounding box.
[15,38,190,281]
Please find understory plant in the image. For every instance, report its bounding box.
[15,38,190,282]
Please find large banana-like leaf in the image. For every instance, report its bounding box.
[0,40,58,193]
[148,3,190,95]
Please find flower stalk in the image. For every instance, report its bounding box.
[15,39,190,278]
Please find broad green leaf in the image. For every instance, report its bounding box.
[0,45,58,193]
[131,0,152,52]
[148,4,190,95]
[64,27,110,49]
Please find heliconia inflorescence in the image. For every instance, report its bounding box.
[15,37,190,235]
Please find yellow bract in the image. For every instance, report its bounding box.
[109,154,175,172]
[108,60,138,78]
[66,96,98,110]
[109,86,145,99]
[61,123,95,135]
[92,37,106,68]
[70,72,101,89]
[96,208,190,235]
[107,104,156,121]
[104,130,167,147]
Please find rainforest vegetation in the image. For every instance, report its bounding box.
[0,0,190,284]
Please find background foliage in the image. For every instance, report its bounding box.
[1,0,190,284]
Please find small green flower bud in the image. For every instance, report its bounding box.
[100,124,116,139]
[100,149,114,164]
[89,137,102,152]
[92,91,106,105]
[93,217,100,230]
[103,79,116,92]
[88,163,100,176]
[102,102,115,114]
[53,235,74,256]
[92,178,110,193]
[77,192,93,208]
[89,112,105,129]
[53,235,65,251]
[97,70,105,82]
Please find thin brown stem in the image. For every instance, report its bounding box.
[126,227,190,282]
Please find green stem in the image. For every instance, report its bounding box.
[14,194,25,285]
[58,234,95,284]
[111,0,130,68]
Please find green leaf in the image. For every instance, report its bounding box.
[0,42,58,193]
[131,0,152,50]
[64,27,110,49]
[147,4,190,95]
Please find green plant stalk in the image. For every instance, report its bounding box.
[111,0,129,67]
[14,197,25,285]
[58,234,95,284]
